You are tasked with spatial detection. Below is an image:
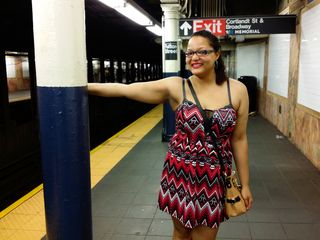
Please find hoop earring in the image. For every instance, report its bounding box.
[214,60,219,69]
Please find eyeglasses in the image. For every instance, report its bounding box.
[185,49,215,58]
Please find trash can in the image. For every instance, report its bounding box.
[238,76,257,114]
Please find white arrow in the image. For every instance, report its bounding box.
[180,21,192,36]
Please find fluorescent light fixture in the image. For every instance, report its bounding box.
[146,24,162,36]
[99,0,153,26]
[116,2,153,26]
[98,0,125,8]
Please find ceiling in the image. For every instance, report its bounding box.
[133,0,280,21]
[85,0,280,58]
[1,0,280,61]
[85,0,162,60]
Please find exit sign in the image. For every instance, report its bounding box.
[179,15,296,37]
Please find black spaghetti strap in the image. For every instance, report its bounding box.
[186,79,226,174]
[182,78,186,100]
[226,79,233,107]
[186,78,204,111]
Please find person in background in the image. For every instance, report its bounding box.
[88,30,253,240]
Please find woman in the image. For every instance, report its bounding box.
[88,30,253,240]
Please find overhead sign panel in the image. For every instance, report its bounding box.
[179,15,296,37]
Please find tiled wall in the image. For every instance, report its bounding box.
[294,106,320,169]
[259,0,320,169]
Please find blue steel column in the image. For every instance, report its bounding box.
[161,2,181,142]
[32,0,92,239]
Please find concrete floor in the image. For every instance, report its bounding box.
[91,115,320,240]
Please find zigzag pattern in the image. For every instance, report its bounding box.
[158,100,237,229]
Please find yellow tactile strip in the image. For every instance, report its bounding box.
[0,104,163,240]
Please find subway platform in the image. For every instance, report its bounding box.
[1,105,320,240]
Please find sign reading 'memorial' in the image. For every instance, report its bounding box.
[179,15,296,37]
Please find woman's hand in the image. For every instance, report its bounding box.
[241,185,253,210]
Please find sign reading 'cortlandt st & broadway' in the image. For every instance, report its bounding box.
[179,15,296,37]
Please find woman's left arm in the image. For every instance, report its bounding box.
[231,82,253,210]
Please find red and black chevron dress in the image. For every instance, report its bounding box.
[158,78,236,229]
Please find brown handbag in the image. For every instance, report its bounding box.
[224,171,247,217]
[186,78,247,217]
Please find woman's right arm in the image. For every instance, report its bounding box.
[87,77,181,105]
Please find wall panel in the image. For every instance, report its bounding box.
[236,41,265,88]
[267,34,291,97]
[297,3,320,112]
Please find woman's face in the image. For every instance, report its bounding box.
[186,36,220,77]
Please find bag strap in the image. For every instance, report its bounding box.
[182,78,186,100]
[186,78,226,175]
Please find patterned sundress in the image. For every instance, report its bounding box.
[158,78,237,229]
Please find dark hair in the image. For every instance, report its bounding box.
[190,30,227,85]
